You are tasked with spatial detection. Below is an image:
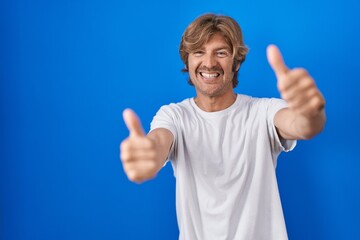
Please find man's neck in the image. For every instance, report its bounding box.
[194,91,237,112]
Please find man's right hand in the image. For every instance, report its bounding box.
[120,109,160,183]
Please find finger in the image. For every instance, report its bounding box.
[121,149,156,163]
[120,139,156,162]
[297,93,325,117]
[282,82,316,104]
[123,108,145,137]
[284,68,311,89]
[267,44,289,78]
[280,74,314,100]
[121,137,154,151]
[287,87,318,110]
[123,160,158,183]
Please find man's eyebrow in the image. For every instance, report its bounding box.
[214,47,231,51]
[192,46,231,52]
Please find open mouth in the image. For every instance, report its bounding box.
[199,72,221,79]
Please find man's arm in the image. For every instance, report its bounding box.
[120,109,173,183]
[274,107,326,140]
[267,45,326,140]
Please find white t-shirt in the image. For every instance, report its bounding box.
[150,94,296,240]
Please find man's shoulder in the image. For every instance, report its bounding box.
[155,98,193,115]
[237,94,283,106]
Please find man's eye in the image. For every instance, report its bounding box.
[193,51,204,56]
[217,51,228,57]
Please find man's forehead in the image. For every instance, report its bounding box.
[201,33,231,50]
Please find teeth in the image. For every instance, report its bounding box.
[200,72,220,79]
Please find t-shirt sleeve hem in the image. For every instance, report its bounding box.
[268,98,297,153]
[272,123,297,152]
[149,124,177,166]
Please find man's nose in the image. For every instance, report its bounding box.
[203,54,217,68]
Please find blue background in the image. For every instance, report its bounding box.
[1,0,359,239]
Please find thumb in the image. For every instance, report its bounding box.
[123,108,145,137]
[267,44,289,77]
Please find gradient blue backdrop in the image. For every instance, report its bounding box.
[1,0,359,239]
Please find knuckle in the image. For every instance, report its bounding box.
[281,91,287,99]
[120,151,129,162]
[120,146,131,162]
[127,170,143,183]
[295,67,308,76]
[280,91,289,101]
[320,97,326,109]
[148,160,158,171]
[311,96,322,108]
[277,81,286,92]
[120,140,129,152]
[124,161,159,183]
[144,138,156,149]
[304,77,315,87]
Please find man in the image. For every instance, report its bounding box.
[120,14,325,240]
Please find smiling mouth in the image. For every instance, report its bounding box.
[199,72,221,79]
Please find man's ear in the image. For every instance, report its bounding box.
[236,62,240,71]
[233,61,240,72]
[181,64,189,73]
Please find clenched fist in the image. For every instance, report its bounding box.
[120,109,161,183]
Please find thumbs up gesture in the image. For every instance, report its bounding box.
[267,45,325,118]
[120,109,159,183]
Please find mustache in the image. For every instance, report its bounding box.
[196,66,223,73]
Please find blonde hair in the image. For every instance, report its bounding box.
[179,13,249,87]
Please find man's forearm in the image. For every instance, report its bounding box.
[292,109,326,140]
[275,107,326,140]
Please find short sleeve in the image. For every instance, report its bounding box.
[150,105,178,162]
[150,105,177,137]
[266,98,297,157]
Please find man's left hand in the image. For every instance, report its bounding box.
[267,44,325,118]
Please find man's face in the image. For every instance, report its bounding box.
[188,33,239,98]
